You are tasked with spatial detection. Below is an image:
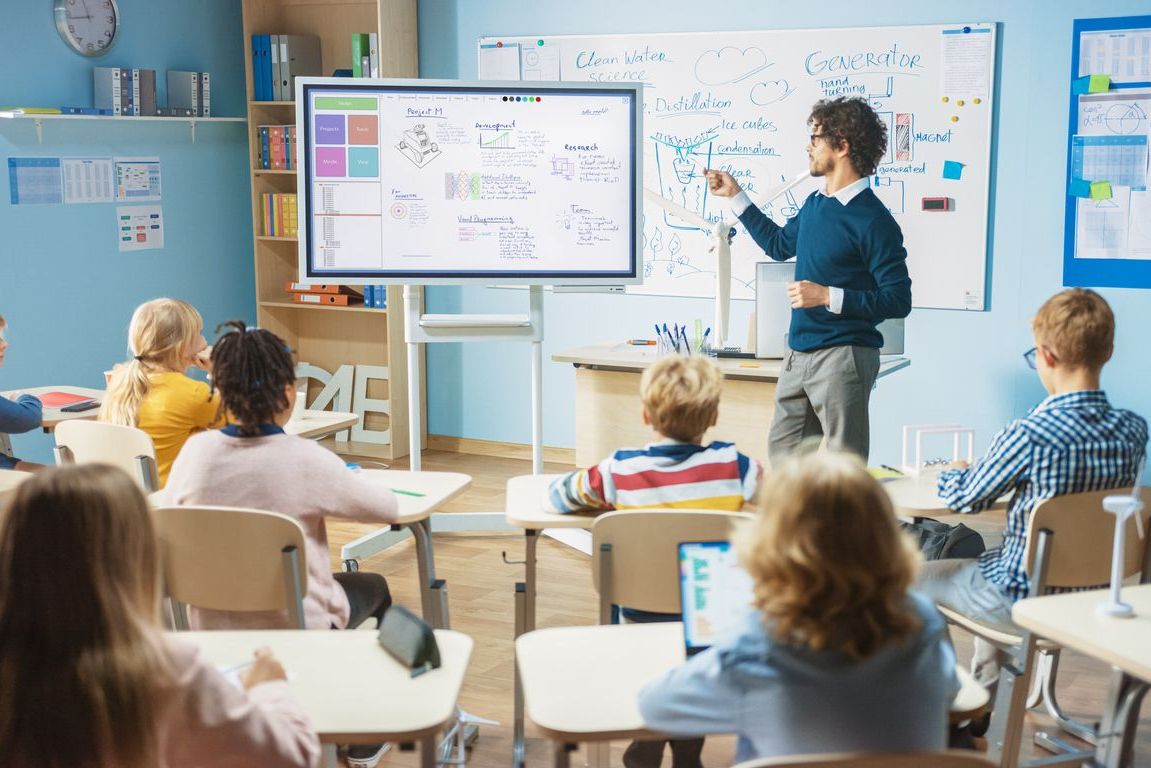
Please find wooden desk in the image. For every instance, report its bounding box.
[553,343,910,467]
[517,622,988,768]
[183,628,473,768]
[0,386,105,430]
[285,410,359,440]
[347,470,473,629]
[883,470,1008,548]
[1013,586,1151,768]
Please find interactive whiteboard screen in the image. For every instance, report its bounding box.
[296,78,642,285]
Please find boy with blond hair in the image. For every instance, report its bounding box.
[918,288,1147,687]
[549,354,760,513]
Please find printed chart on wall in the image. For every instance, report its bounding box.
[481,24,996,309]
[1064,16,1151,289]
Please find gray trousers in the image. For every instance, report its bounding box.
[917,559,1018,687]
[767,345,880,464]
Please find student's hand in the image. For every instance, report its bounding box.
[942,460,970,470]
[193,345,213,372]
[703,169,742,198]
[240,647,288,689]
[787,280,830,309]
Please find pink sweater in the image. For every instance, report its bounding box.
[162,429,398,629]
[160,637,320,767]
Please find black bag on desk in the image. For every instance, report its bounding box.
[377,604,441,677]
[900,517,986,561]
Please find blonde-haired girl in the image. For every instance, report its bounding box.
[100,298,224,485]
[638,451,959,763]
[0,464,320,768]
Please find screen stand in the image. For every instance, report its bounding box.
[404,285,544,475]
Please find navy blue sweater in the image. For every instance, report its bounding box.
[738,188,912,352]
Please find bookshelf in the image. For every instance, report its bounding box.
[241,0,422,460]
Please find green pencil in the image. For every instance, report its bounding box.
[391,488,426,497]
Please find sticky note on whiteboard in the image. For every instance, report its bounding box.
[942,160,963,180]
[1088,74,1111,93]
[1089,181,1113,200]
[1068,178,1091,198]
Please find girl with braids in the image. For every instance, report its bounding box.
[100,298,224,486]
[0,464,320,768]
[163,320,398,633]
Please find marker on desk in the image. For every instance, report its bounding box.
[880,464,905,476]
[739,362,761,368]
[628,339,656,345]
[390,488,426,498]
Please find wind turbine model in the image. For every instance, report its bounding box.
[644,168,812,348]
[1098,465,1147,618]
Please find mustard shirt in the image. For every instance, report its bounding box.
[137,372,225,486]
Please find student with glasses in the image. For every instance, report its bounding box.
[703,97,911,463]
[917,288,1147,693]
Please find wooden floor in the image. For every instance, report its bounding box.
[325,449,1150,767]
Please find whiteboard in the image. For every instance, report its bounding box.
[296,78,642,285]
[481,24,996,309]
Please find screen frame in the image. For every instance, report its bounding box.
[295,77,643,286]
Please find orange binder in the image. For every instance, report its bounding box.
[292,292,361,306]
[283,282,356,295]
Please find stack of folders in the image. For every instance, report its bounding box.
[251,34,322,101]
[257,125,296,169]
[166,71,211,117]
[93,67,158,116]
[362,285,387,310]
[351,33,380,78]
[284,283,364,307]
[262,194,298,238]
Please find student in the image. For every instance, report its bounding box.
[549,354,760,514]
[0,464,321,768]
[100,298,224,486]
[918,288,1148,687]
[638,451,959,763]
[0,313,44,471]
[705,96,912,463]
[549,354,760,768]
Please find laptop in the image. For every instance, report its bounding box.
[677,541,755,656]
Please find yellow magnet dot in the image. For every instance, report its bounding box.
[941,96,950,102]
[951,115,959,122]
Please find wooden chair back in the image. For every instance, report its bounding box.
[591,509,749,620]
[54,420,159,492]
[733,751,994,768]
[152,505,308,628]
[1024,487,1151,590]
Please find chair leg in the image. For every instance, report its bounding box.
[1035,647,1098,745]
[1025,649,1049,709]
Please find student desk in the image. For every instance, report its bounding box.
[0,468,32,501]
[516,622,989,768]
[1,386,105,430]
[182,628,473,768]
[553,343,910,467]
[883,470,1009,548]
[1013,586,1151,768]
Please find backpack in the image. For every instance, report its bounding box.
[900,517,987,561]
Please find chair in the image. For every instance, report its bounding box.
[152,505,308,630]
[939,487,1151,768]
[732,751,994,767]
[590,509,750,623]
[54,420,159,492]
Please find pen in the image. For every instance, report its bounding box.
[879,464,904,476]
[628,339,656,345]
[390,488,427,497]
[680,325,689,351]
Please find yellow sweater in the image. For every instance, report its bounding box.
[138,372,224,486]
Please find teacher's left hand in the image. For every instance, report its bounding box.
[787,280,830,309]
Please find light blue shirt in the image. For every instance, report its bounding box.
[637,592,959,763]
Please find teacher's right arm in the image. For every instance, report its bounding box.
[705,170,799,262]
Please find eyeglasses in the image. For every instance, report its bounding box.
[809,132,830,145]
[1023,347,1038,370]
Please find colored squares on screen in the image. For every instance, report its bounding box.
[315,147,346,177]
[348,147,379,177]
[314,114,346,144]
[347,115,379,145]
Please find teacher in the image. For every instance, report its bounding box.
[706,96,911,463]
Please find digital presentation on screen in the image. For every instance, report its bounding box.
[301,84,638,280]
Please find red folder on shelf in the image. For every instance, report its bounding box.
[37,391,96,408]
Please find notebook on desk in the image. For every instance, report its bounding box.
[678,540,755,656]
[37,391,96,408]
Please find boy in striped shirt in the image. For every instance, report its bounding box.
[918,288,1147,689]
[548,354,760,768]
[549,355,761,514]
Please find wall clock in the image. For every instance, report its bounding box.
[53,0,119,57]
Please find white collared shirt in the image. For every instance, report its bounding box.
[728,176,872,314]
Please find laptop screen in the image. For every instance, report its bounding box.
[678,541,755,655]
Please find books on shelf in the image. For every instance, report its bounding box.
[252,33,322,101]
[257,124,297,170]
[94,67,158,116]
[168,70,211,117]
[283,282,366,307]
[261,193,298,238]
[363,285,387,309]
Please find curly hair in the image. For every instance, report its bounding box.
[809,97,888,177]
[209,320,296,435]
[734,451,922,660]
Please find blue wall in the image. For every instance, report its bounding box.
[0,0,253,463]
[417,0,1151,474]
